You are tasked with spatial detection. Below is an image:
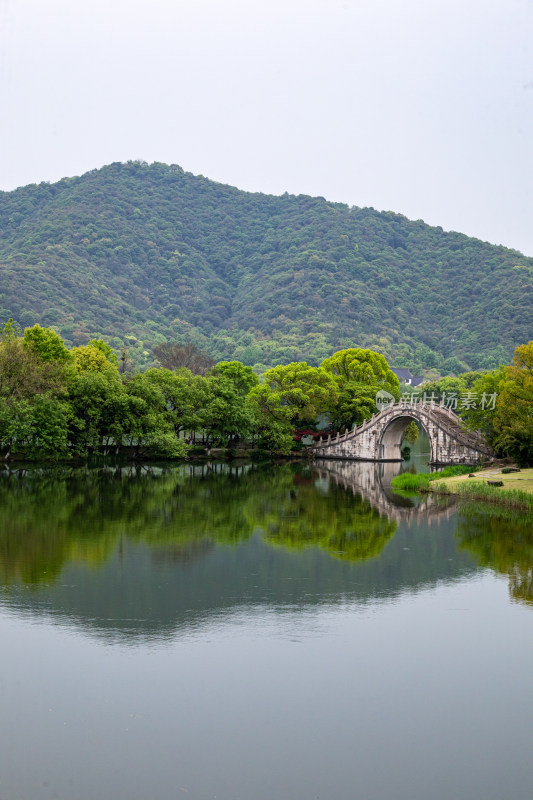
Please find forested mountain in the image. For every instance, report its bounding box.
[0,160,531,372]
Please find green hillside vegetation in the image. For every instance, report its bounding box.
[0,160,531,372]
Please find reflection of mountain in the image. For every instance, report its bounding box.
[0,463,477,642]
[150,539,214,566]
[455,507,533,606]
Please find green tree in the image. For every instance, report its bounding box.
[125,373,189,458]
[89,338,118,365]
[492,342,533,466]
[0,335,68,404]
[250,362,338,428]
[249,414,295,454]
[209,360,259,395]
[141,368,208,439]
[67,370,126,454]
[321,348,399,429]
[201,372,258,445]
[321,348,399,387]
[0,395,69,460]
[0,319,22,342]
[196,361,261,446]
[26,395,71,458]
[460,367,504,442]
[416,375,467,404]
[71,344,120,375]
[0,399,34,458]
[24,324,72,363]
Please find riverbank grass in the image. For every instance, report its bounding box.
[432,479,533,512]
[435,467,533,496]
[391,466,533,510]
[389,473,431,491]
[391,464,477,493]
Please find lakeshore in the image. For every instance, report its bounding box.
[390,464,533,513]
[433,466,533,495]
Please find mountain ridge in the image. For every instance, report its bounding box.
[0,160,531,371]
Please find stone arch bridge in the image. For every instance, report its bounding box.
[312,401,492,465]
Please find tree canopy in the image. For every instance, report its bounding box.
[492,342,533,465]
[0,319,529,465]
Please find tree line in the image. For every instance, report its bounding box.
[0,322,401,460]
[0,319,530,465]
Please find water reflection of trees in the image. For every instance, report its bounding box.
[257,477,396,562]
[0,463,397,585]
[0,465,254,584]
[456,507,533,605]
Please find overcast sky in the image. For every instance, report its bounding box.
[1,0,532,254]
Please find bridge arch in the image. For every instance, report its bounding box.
[377,414,432,461]
[312,401,492,465]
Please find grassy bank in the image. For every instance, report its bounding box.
[432,478,533,511]
[436,467,533,495]
[391,466,533,509]
[390,472,432,491]
[391,464,478,492]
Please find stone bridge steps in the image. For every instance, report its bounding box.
[418,406,491,453]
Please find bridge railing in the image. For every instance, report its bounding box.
[424,405,490,452]
[313,401,491,455]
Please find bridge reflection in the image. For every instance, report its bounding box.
[317,460,457,524]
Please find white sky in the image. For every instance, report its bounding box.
[1,0,532,254]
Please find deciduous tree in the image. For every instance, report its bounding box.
[249,362,338,428]
[492,342,533,465]
[321,348,399,429]
[153,342,215,375]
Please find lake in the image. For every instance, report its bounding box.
[0,454,532,800]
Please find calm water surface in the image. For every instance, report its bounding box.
[0,453,532,800]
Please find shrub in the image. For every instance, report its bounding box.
[391,472,430,491]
